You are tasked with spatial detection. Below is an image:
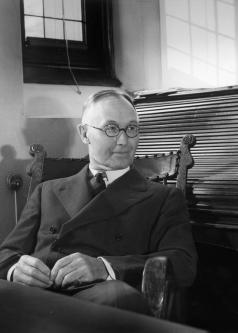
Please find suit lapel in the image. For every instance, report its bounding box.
[58,168,153,237]
[52,164,91,218]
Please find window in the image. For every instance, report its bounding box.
[21,0,120,86]
[24,0,84,41]
[160,0,237,88]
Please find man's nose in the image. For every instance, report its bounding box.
[116,129,128,144]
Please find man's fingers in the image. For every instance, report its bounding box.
[18,263,52,285]
[21,255,51,277]
[13,267,52,288]
[50,253,107,288]
[51,254,77,281]
[52,261,79,287]
[61,270,84,288]
[13,255,52,287]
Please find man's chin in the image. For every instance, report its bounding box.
[90,155,133,170]
[110,157,133,170]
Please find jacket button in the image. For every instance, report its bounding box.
[49,226,57,234]
[115,234,123,241]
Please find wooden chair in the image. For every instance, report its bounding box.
[25,134,196,321]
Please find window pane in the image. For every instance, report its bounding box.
[45,18,64,39]
[207,32,217,66]
[63,0,82,20]
[25,16,44,38]
[24,0,43,16]
[190,0,207,27]
[166,17,190,53]
[192,59,217,85]
[206,0,216,31]
[65,21,82,41]
[191,26,211,63]
[167,48,191,74]
[218,36,236,72]
[44,0,62,19]
[217,1,235,38]
[165,0,189,20]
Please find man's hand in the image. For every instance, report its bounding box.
[13,255,53,288]
[50,252,108,289]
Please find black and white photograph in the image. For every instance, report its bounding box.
[0,1,237,332]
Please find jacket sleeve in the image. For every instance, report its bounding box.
[103,187,197,288]
[0,184,43,279]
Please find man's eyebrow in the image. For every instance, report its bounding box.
[104,120,118,125]
[129,121,139,124]
[105,119,139,124]
[103,120,139,125]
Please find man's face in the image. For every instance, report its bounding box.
[82,96,139,170]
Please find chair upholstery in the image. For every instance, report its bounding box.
[25,134,196,321]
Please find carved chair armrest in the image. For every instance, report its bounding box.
[142,256,176,319]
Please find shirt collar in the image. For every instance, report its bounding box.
[89,165,130,186]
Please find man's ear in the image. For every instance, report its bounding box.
[77,124,90,144]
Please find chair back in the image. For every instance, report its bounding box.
[26,134,196,199]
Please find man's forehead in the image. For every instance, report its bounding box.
[85,96,138,123]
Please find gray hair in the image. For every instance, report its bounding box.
[82,89,136,123]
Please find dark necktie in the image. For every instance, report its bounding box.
[90,172,106,197]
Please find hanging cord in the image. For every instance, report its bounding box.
[62,0,81,95]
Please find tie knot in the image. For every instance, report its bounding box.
[95,172,106,184]
[90,172,106,197]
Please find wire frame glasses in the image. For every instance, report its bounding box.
[85,123,139,138]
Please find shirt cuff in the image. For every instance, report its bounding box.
[7,263,17,281]
[98,257,116,280]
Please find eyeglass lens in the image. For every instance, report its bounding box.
[105,124,138,137]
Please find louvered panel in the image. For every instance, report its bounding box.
[134,87,238,226]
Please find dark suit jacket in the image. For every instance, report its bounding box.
[0,165,197,287]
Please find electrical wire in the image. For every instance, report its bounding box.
[62,0,81,95]
[14,191,18,225]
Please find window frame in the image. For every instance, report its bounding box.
[20,0,120,86]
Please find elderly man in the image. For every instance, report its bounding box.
[0,90,197,315]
